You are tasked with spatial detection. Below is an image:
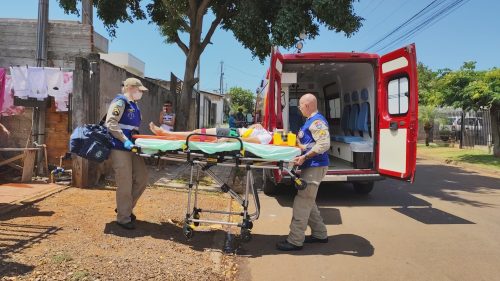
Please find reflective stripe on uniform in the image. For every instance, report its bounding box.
[119,124,139,130]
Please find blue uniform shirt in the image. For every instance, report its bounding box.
[298,112,330,169]
[110,94,141,150]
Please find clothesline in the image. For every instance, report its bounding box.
[0,66,74,115]
[4,65,74,72]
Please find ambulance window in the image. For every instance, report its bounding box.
[328,98,341,119]
[387,77,409,115]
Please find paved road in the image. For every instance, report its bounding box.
[237,158,500,281]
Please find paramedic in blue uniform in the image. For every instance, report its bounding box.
[277,93,330,251]
[105,78,149,230]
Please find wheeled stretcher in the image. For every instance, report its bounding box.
[132,133,307,241]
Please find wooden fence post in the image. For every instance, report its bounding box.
[71,56,91,188]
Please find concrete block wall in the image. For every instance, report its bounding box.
[0,19,93,69]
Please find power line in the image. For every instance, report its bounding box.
[363,0,441,51]
[225,63,262,78]
[358,1,411,39]
[365,0,385,16]
[373,0,470,53]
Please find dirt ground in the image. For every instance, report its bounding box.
[0,186,239,281]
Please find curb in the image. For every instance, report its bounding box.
[418,155,500,178]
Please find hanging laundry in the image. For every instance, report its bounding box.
[44,68,64,97]
[0,68,5,111]
[10,66,30,99]
[1,75,25,116]
[62,71,73,94]
[54,95,69,112]
[28,67,48,100]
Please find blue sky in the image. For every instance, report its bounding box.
[1,0,499,93]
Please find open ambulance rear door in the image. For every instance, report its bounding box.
[376,44,418,182]
[262,47,285,192]
[262,47,284,131]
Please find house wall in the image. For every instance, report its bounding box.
[99,59,174,135]
[198,93,224,128]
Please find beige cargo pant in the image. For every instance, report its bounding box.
[111,149,149,224]
[287,166,328,246]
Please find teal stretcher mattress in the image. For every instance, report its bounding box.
[135,138,302,162]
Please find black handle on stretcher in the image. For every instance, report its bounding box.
[130,145,141,154]
[185,133,244,153]
[286,168,308,190]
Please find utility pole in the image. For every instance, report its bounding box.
[82,0,93,25]
[196,59,200,92]
[34,0,49,174]
[219,61,224,94]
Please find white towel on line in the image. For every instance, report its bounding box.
[44,68,64,97]
[28,67,48,100]
[10,66,30,99]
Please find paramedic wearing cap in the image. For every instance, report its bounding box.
[276,93,330,251]
[105,78,149,230]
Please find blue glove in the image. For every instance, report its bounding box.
[123,140,134,150]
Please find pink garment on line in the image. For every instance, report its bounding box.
[1,75,25,116]
[62,71,73,94]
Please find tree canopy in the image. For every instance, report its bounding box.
[58,0,363,130]
[59,0,363,61]
[227,87,254,113]
[417,62,500,156]
[418,61,499,111]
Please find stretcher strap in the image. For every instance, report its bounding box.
[200,128,207,142]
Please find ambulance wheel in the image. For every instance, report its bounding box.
[353,182,374,194]
[263,170,278,195]
[183,224,194,240]
[193,212,200,226]
[240,228,252,242]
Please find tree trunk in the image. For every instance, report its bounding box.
[491,104,500,157]
[176,51,199,131]
[424,128,431,146]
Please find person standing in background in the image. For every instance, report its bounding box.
[228,113,236,128]
[159,101,175,132]
[235,107,246,128]
[246,110,254,126]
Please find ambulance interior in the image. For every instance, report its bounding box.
[281,62,376,170]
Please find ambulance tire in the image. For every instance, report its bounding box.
[353,182,374,194]
[263,170,278,195]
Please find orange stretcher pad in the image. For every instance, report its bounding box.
[132,134,218,142]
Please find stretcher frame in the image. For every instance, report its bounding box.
[133,133,306,242]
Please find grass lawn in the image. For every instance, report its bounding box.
[417,143,500,171]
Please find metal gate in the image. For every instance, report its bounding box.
[432,108,493,148]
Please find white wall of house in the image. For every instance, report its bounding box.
[198,91,224,128]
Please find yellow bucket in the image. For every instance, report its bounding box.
[273,132,283,145]
[287,132,297,146]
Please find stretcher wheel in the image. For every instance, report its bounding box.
[240,228,252,242]
[193,212,200,226]
[294,178,308,190]
[183,224,194,240]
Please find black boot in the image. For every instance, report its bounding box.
[115,208,136,221]
[116,221,135,230]
[276,240,303,251]
[304,235,328,244]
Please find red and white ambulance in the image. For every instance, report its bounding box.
[256,44,418,194]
